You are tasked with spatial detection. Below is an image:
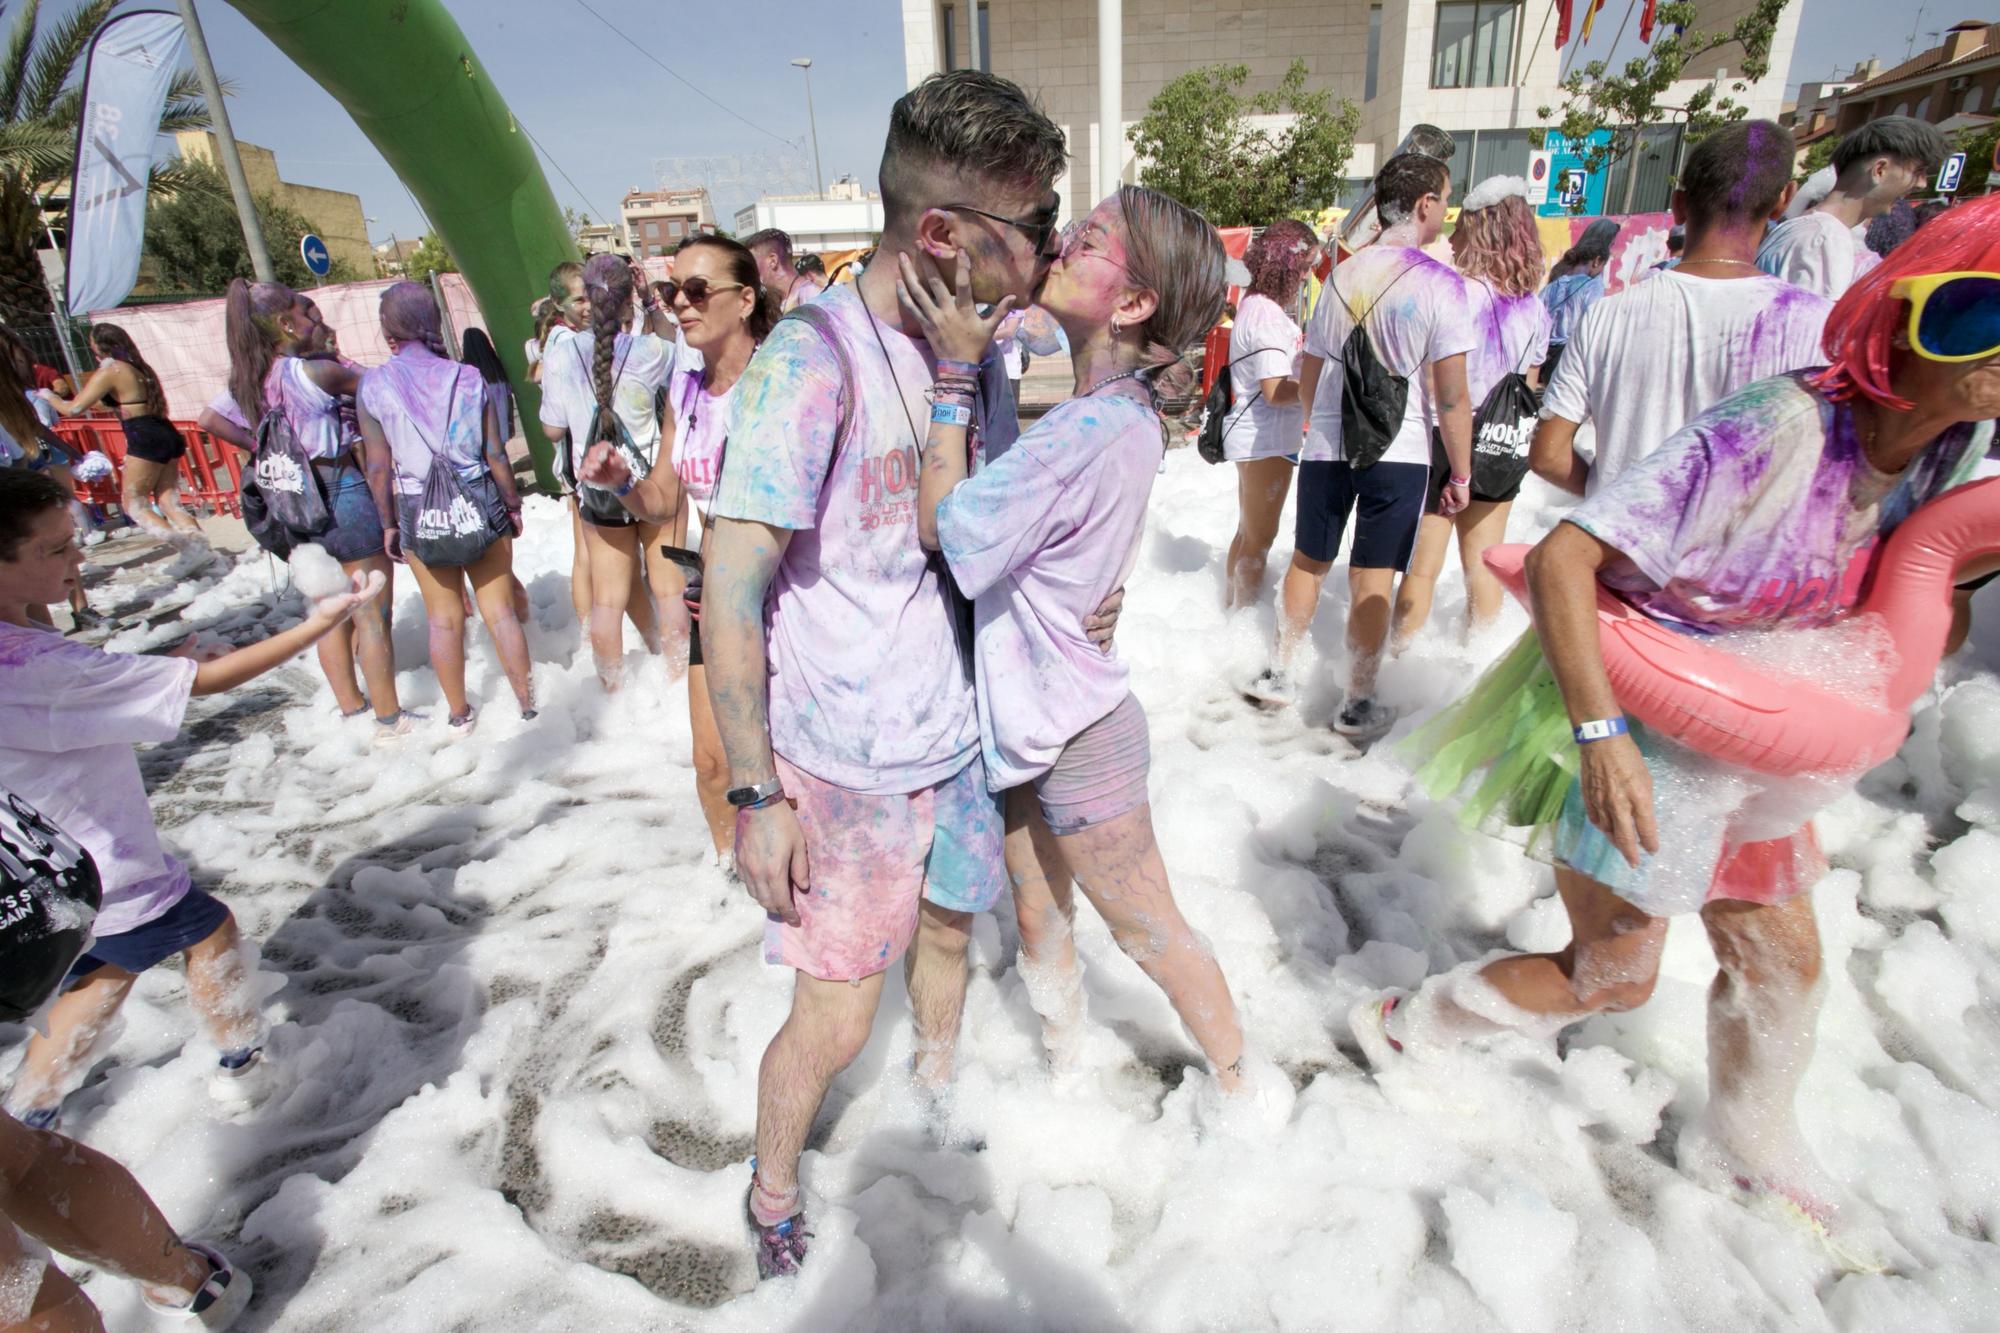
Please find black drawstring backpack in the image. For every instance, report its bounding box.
[1336,261,1424,470]
[243,384,333,558]
[1196,345,1292,465]
[1465,287,1546,497]
[566,339,653,526]
[404,364,495,567]
[0,786,101,1024]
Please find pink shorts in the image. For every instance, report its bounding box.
[759,752,1005,982]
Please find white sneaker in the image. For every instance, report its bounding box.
[370,710,423,745]
[209,1048,272,1110]
[142,1240,252,1328]
[1241,667,1295,708]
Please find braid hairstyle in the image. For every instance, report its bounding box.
[582,253,631,444]
[89,322,168,417]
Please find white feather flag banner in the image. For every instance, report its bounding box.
[64,10,187,315]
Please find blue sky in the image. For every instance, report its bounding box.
[166,0,1951,246]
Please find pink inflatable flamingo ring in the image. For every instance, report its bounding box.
[1483,475,2000,779]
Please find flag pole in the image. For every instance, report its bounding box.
[174,0,274,282]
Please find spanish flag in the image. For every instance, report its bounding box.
[1579,0,1608,42]
[1555,0,1574,46]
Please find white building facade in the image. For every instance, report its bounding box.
[901,0,1801,219]
[732,177,888,251]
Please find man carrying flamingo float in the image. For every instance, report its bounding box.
[1363,195,2000,1259]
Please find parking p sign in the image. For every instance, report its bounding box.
[1938,152,1967,194]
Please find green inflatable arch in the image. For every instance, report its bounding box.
[227,0,577,490]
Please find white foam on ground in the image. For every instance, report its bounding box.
[9,462,2000,1330]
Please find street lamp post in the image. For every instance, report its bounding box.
[791,57,825,199]
[365,217,401,276]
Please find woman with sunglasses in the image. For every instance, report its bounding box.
[1373,195,2000,1236]
[579,236,767,860]
[902,187,1286,1117]
[537,254,680,691]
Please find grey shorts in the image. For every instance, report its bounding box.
[1033,693,1152,834]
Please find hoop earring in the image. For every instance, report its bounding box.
[1110,315,1123,337]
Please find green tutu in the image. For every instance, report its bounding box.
[1403,629,1577,852]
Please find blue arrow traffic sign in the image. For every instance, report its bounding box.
[300,233,331,277]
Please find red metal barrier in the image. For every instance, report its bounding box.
[1199,324,1231,398]
[53,416,244,518]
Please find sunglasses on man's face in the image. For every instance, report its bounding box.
[944,198,1063,257]
[1890,271,2000,363]
[662,277,747,308]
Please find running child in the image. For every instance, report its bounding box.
[0,467,384,1130]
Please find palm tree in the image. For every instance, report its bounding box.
[0,0,212,334]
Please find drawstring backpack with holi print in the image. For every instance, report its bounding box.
[243,375,333,557]
[1435,281,1545,498]
[402,363,496,567]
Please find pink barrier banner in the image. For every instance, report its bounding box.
[87,273,488,418]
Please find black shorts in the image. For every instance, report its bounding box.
[121,413,186,465]
[66,886,230,980]
[1295,459,1429,571]
[662,544,703,667]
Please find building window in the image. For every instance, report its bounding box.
[666,218,686,238]
[1366,5,1382,101]
[642,220,660,239]
[1431,0,1518,89]
[1967,85,1986,114]
[1914,95,1930,120]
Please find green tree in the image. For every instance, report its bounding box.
[1956,119,1999,198]
[1538,0,1793,213]
[144,160,359,293]
[1795,131,1836,184]
[0,0,213,325]
[403,232,456,283]
[1128,60,1359,228]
